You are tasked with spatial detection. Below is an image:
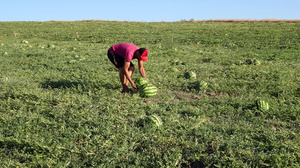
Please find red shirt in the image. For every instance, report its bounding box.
[109,43,139,62]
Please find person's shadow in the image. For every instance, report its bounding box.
[40,79,120,90]
[40,79,83,89]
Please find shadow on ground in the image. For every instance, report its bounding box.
[40,79,120,91]
[40,79,84,89]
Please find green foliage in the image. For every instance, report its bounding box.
[0,21,299,167]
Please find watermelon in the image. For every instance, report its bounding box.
[21,40,28,44]
[48,44,55,48]
[171,61,185,65]
[253,59,261,65]
[169,67,179,72]
[184,71,196,79]
[245,59,253,65]
[144,115,162,127]
[171,61,180,65]
[139,84,157,97]
[195,80,208,90]
[135,77,148,89]
[256,100,269,111]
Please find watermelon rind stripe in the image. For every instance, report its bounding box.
[256,100,269,111]
[144,115,162,127]
[151,115,162,126]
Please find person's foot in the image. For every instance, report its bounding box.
[122,85,130,92]
[121,88,132,93]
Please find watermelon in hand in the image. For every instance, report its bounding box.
[135,77,148,89]
[139,84,157,97]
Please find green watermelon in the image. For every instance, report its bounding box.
[169,67,179,72]
[172,61,179,65]
[171,60,179,65]
[253,59,261,65]
[171,61,185,65]
[135,77,148,89]
[195,80,208,90]
[48,44,55,48]
[245,59,253,65]
[256,100,269,111]
[139,84,157,97]
[21,40,28,44]
[184,71,196,79]
[144,115,162,127]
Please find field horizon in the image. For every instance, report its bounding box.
[2,18,300,23]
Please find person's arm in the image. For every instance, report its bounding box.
[138,61,148,81]
[123,61,137,89]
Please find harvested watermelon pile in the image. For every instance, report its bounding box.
[135,77,158,97]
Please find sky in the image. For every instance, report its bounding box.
[0,0,299,22]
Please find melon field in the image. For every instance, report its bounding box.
[0,21,299,167]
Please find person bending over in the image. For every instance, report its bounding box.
[107,43,148,93]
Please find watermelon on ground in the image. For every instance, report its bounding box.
[245,59,253,65]
[171,61,180,65]
[195,80,208,90]
[184,71,196,79]
[253,59,261,65]
[169,67,179,72]
[139,84,157,97]
[48,44,55,48]
[256,100,269,111]
[144,115,162,127]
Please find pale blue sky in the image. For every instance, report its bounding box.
[0,0,299,22]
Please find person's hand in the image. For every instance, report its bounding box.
[131,82,137,89]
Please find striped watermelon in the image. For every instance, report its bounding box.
[139,84,157,97]
[144,115,162,127]
[135,77,148,89]
[195,80,208,90]
[256,100,269,111]
[184,71,196,79]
